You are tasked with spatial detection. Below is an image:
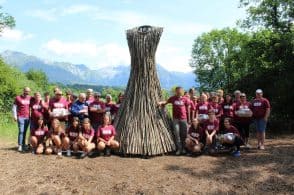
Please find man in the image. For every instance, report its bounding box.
[13,87,31,152]
[70,93,89,122]
[250,89,270,150]
[86,89,94,105]
[158,86,190,155]
[89,92,106,130]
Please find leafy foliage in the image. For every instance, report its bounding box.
[0,6,15,33]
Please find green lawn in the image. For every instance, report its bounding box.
[0,113,18,141]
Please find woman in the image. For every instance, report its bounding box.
[203,110,219,148]
[62,117,80,157]
[30,92,44,131]
[45,118,65,156]
[195,94,211,123]
[210,95,222,120]
[89,92,105,130]
[220,94,235,132]
[77,118,96,158]
[233,93,253,148]
[96,114,119,156]
[42,92,51,128]
[222,118,244,157]
[30,116,49,154]
[216,89,224,104]
[112,93,124,120]
[185,118,204,154]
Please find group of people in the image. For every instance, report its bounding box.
[12,85,270,158]
[13,87,123,158]
[159,87,270,157]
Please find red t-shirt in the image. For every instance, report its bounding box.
[224,125,240,136]
[221,102,234,118]
[196,102,211,115]
[203,119,219,133]
[112,103,121,115]
[105,102,115,114]
[66,126,80,141]
[89,101,105,124]
[96,125,117,141]
[31,127,49,143]
[81,127,95,141]
[49,97,68,121]
[250,98,271,119]
[188,126,203,140]
[42,101,50,122]
[30,99,44,124]
[167,96,190,120]
[14,95,31,118]
[210,102,223,117]
[234,102,252,124]
[86,96,95,105]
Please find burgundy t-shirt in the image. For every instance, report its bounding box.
[105,102,115,114]
[81,127,95,141]
[203,119,219,133]
[49,97,68,121]
[96,125,117,141]
[167,96,190,120]
[89,101,106,124]
[14,95,31,118]
[30,99,44,124]
[188,126,203,140]
[224,125,240,136]
[250,98,271,119]
[196,102,211,115]
[31,127,49,143]
[66,126,80,141]
[234,102,252,124]
[221,102,235,118]
[210,102,223,117]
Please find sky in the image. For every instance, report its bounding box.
[0,0,246,72]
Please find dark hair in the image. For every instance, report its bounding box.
[175,86,182,90]
[117,92,124,104]
[44,92,50,96]
[224,117,232,124]
[224,94,233,104]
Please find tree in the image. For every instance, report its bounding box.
[114,26,176,156]
[190,28,250,92]
[239,0,294,32]
[0,6,15,34]
[25,69,49,90]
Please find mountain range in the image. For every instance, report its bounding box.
[0,50,197,89]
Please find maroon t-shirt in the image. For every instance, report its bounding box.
[221,102,235,118]
[66,126,80,141]
[234,102,252,124]
[188,126,203,140]
[224,125,240,136]
[112,103,121,115]
[210,102,223,117]
[105,102,115,114]
[196,102,211,115]
[30,99,44,124]
[250,98,270,119]
[167,96,190,120]
[42,101,50,122]
[96,125,117,141]
[203,119,219,133]
[81,127,95,141]
[49,97,68,121]
[89,101,105,124]
[31,127,49,143]
[14,95,31,118]
[86,96,95,105]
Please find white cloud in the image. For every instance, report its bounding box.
[62,4,97,15]
[0,0,7,5]
[167,22,212,36]
[28,8,58,21]
[42,39,130,69]
[0,28,33,41]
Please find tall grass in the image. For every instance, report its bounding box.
[0,113,18,141]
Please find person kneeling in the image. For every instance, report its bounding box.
[219,118,244,157]
[62,117,80,157]
[185,118,204,154]
[45,118,65,156]
[77,118,96,159]
[30,116,49,154]
[96,114,119,156]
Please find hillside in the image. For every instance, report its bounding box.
[0,50,197,89]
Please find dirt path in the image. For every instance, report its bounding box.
[0,137,293,195]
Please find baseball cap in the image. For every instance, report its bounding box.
[87,89,93,93]
[240,93,246,97]
[94,92,101,97]
[55,90,62,95]
[234,90,241,95]
[256,89,263,94]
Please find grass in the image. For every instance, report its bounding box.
[0,113,18,142]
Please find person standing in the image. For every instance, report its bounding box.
[13,87,32,152]
[250,89,271,150]
[49,90,69,129]
[89,92,106,130]
[70,93,89,122]
[158,86,190,155]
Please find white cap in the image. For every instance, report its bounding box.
[234,90,241,95]
[87,88,93,93]
[256,89,263,93]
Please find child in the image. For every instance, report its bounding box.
[77,118,96,158]
[96,114,119,156]
[203,109,219,150]
[185,118,204,154]
[62,117,80,157]
[30,116,49,154]
[222,118,244,157]
[45,118,65,156]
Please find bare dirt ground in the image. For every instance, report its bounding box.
[0,136,293,195]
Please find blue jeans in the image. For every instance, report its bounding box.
[17,117,30,146]
[255,118,267,132]
[173,119,188,150]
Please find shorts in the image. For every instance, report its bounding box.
[255,118,267,132]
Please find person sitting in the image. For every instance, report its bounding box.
[62,117,80,157]
[77,118,96,158]
[96,114,119,156]
[45,118,65,156]
[30,116,49,155]
[203,109,219,152]
[185,118,204,154]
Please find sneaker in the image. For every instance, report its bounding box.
[244,144,251,149]
[105,147,111,157]
[31,150,35,154]
[66,150,71,157]
[181,148,187,155]
[18,145,22,152]
[175,149,181,156]
[259,145,265,150]
[232,150,241,157]
[79,152,87,159]
[57,150,62,156]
